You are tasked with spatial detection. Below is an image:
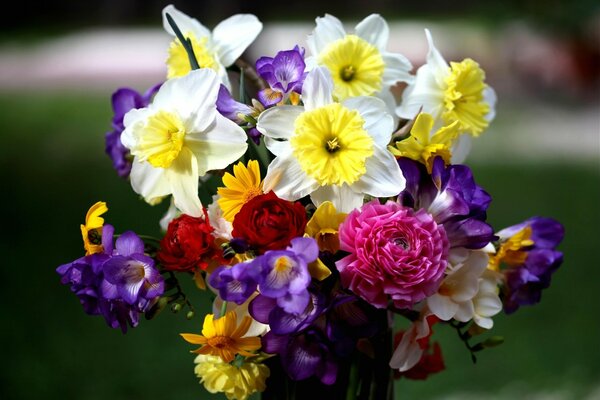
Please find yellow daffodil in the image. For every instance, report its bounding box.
[80,201,107,255]
[194,354,269,400]
[397,29,496,137]
[121,69,248,217]
[162,5,262,89]
[257,67,405,213]
[217,160,263,222]
[390,112,460,172]
[181,311,261,363]
[306,14,413,102]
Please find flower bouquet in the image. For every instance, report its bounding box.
[58,5,565,400]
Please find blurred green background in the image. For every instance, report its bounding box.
[1,1,599,399]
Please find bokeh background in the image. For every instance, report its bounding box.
[2,1,599,399]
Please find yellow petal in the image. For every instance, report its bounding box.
[201,314,216,338]
[308,258,332,281]
[180,333,208,345]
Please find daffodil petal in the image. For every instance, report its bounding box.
[212,14,262,67]
[451,134,472,164]
[352,145,406,198]
[263,136,292,157]
[166,148,202,217]
[263,152,319,201]
[355,14,389,51]
[342,96,393,148]
[306,13,346,56]
[257,105,303,140]
[162,4,210,39]
[382,52,414,85]
[396,64,444,120]
[302,67,334,111]
[310,184,363,213]
[129,160,171,204]
[483,86,497,122]
[425,28,449,86]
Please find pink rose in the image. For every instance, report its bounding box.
[336,201,449,309]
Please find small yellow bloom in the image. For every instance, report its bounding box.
[217,160,264,222]
[390,113,460,172]
[194,354,270,400]
[80,201,108,255]
[443,58,490,136]
[488,226,534,271]
[181,311,261,363]
[306,201,347,254]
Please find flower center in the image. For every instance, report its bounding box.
[133,110,185,168]
[207,335,234,349]
[318,34,385,100]
[393,237,410,250]
[166,32,219,79]
[274,256,293,272]
[443,58,490,136]
[291,103,374,186]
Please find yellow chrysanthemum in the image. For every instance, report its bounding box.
[181,311,261,363]
[217,160,264,222]
[194,354,269,400]
[488,226,534,272]
[167,33,219,79]
[390,113,460,172]
[80,201,108,255]
[443,58,490,136]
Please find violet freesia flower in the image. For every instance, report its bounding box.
[57,225,164,333]
[210,237,316,314]
[105,83,161,177]
[256,46,306,107]
[492,217,564,313]
[336,200,449,309]
[216,84,253,123]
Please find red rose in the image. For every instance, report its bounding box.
[232,191,307,254]
[158,211,225,272]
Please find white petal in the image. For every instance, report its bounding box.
[159,197,180,232]
[352,146,406,197]
[473,315,494,329]
[212,14,263,67]
[377,88,400,129]
[153,69,220,131]
[454,300,475,322]
[185,114,248,175]
[427,293,458,321]
[355,14,389,51]
[264,136,292,157]
[121,108,153,150]
[256,105,304,140]
[382,52,414,85]
[302,67,334,111]
[129,159,171,204]
[450,134,472,164]
[342,96,393,148]
[165,147,202,217]
[306,14,346,56]
[474,294,503,318]
[310,184,363,213]
[483,86,497,122]
[389,325,424,371]
[162,5,210,39]
[396,64,444,120]
[263,152,319,201]
[425,28,449,86]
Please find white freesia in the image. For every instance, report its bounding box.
[162,4,262,89]
[121,68,248,217]
[397,29,496,143]
[389,310,436,372]
[426,251,502,328]
[207,194,233,241]
[257,67,406,213]
[305,13,413,110]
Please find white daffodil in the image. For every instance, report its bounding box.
[257,67,406,213]
[121,68,248,218]
[397,29,496,138]
[162,4,262,89]
[305,13,413,108]
[426,250,501,328]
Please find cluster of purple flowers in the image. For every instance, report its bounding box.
[57,226,164,332]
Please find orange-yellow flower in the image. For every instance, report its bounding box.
[181,311,261,363]
[217,160,263,222]
[80,201,108,255]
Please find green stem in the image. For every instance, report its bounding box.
[219,300,228,319]
[165,13,200,70]
[346,355,360,400]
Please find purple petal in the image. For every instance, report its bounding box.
[261,331,289,354]
[115,231,144,256]
[101,224,115,254]
[281,335,322,381]
[249,294,277,323]
[289,237,319,264]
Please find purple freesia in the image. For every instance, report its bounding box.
[398,157,495,250]
[105,83,161,178]
[498,217,565,313]
[256,46,306,107]
[216,84,253,123]
[56,226,164,333]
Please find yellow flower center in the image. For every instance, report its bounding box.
[167,33,219,79]
[274,256,293,273]
[291,103,374,186]
[443,58,490,136]
[207,335,234,349]
[488,226,534,271]
[422,143,452,173]
[134,110,185,168]
[318,34,385,100]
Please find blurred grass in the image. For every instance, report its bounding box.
[0,91,598,399]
